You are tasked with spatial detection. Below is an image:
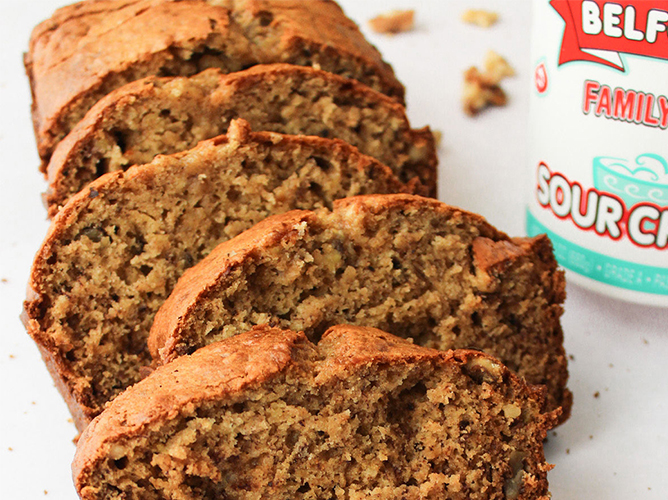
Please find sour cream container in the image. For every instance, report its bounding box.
[526,0,668,306]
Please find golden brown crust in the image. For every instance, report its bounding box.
[148,210,316,359]
[74,324,559,499]
[149,193,570,422]
[23,121,411,431]
[331,193,505,240]
[149,193,508,359]
[150,194,509,361]
[75,326,308,467]
[44,63,436,214]
[26,0,405,166]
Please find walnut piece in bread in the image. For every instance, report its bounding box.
[149,194,571,423]
[22,121,413,431]
[74,324,558,500]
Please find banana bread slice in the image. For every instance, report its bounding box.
[22,120,411,431]
[150,194,571,422]
[26,0,404,168]
[45,64,436,215]
[73,324,558,500]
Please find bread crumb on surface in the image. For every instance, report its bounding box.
[368,9,415,34]
[463,50,515,116]
[461,9,499,28]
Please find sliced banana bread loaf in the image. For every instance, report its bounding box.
[150,194,571,421]
[26,0,404,168]
[45,64,436,215]
[22,120,411,431]
[74,324,558,500]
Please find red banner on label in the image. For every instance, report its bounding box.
[551,0,668,70]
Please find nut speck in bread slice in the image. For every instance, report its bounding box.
[22,120,412,431]
[26,0,405,168]
[150,194,571,422]
[74,324,558,500]
[45,64,436,215]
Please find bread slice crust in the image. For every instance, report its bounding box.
[25,0,404,167]
[22,120,411,431]
[45,63,435,215]
[74,324,558,500]
[150,194,571,422]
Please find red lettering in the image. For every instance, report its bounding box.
[643,94,660,126]
[554,1,668,68]
[635,93,646,122]
[596,85,613,117]
[583,80,600,114]
[658,95,668,128]
[613,88,635,121]
[582,81,668,130]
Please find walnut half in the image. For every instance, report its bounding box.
[463,51,515,116]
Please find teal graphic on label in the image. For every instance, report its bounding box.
[592,153,668,208]
[526,209,668,296]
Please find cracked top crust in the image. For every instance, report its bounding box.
[26,0,404,166]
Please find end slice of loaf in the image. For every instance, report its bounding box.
[22,120,411,431]
[73,324,558,500]
[26,0,404,167]
[150,194,571,422]
[45,64,436,215]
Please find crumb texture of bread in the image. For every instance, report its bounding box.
[22,122,411,431]
[73,325,557,500]
[150,194,570,421]
[45,64,436,214]
[26,0,405,167]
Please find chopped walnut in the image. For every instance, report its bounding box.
[463,51,515,116]
[484,50,515,83]
[461,9,499,28]
[431,129,443,148]
[463,67,507,116]
[368,9,415,34]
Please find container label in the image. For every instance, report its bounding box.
[529,0,668,302]
[551,0,668,70]
[582,80,668,130]
[535,159,668,249]
[527,209,668,295]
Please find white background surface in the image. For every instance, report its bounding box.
[0,1,666,498]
